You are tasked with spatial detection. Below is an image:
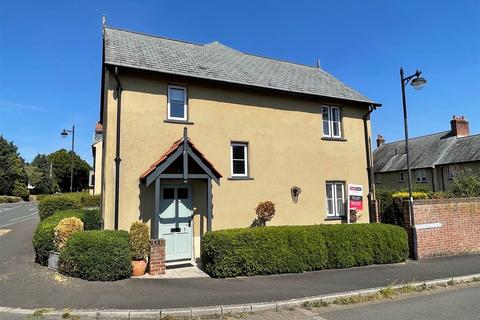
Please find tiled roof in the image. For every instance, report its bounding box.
[373,131,480,173]
[104,27,378,105]
[95,122,103,133]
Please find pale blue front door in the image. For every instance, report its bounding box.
[159,185,193,261]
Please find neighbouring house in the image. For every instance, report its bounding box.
[95,25,380,262]
[374,116,480,192]
[90,122,103,195]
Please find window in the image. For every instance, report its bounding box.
[322,106,342,138]
[231,143,248,177]
[375,174,382,184]
[326,182,345,217]
[415,169,427,183]
[167,85,187,121]
[448,165,455,180]
[399,172,405,183]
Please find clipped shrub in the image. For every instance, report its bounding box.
[80,194,101,208]
[38,195,80,220]
[0,196,22,204]
[54,217,84,251]
[129,222,150,260]
[391,191,428,200]
[201,223,408,278]
[32,210,84,265]
[255,201,276,226]
[59,230,132,281]
[83,209,102,230]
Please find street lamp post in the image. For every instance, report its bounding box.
[61,125,75,192]
[400,68,427,259]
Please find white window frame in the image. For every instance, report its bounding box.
[415,169,427,183]
[326,181,345,217]
[322,106,342,138]
[167,85,188,121]
[448,165,455,180]
[230,143,248,177]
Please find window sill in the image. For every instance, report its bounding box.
[325,216,346,221]
[321,137,347,142]
[164,119,194,125]
[227,176,254,181]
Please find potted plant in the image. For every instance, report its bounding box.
[50,217,84,270]
[129,221,150,276]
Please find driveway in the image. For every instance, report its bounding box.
[1,201,480,310]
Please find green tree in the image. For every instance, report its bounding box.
[453,168,480,197]
[47,149,91,192]
[0,135,28,196]
[25,164,57,195]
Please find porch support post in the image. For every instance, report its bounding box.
[207,177,212,232]
[183,127,188,181]
[154,177,160,239]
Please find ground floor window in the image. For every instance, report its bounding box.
[326,181,345,217]
[415,169,427,183]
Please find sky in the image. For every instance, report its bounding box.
[1,1,479,164]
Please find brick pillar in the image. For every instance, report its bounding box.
[149,239,165,276]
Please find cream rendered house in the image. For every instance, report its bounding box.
[96,26,380,262]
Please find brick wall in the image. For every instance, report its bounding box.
[149,239,166,276]
[403,197,480,259]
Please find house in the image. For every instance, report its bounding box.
[90,122,103,195]
[373,116,480,191]
[96,25,380,262]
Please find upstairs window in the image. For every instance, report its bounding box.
[167,85,187,121]
[326,181,345,217]
[322,106,342,138]
[415,169,427,183]
[231,143,248,177]
[399,172,405,183]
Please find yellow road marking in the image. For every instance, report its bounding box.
[0,229,11,236]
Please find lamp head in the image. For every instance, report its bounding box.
[61,130,69,138]
[411,75,427,90]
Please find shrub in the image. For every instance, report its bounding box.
[54,217,84,251]
[391,191,428,200]
[11,181,29,201]
[201,223,408,278]
[255,201,276,226]
[453,168,480,197]
[0,195,22,204]
[38,195,80,220]
[59,230,131,281]
[129,222,150,260]
[32,210,84,265]
[83,209,102,230]
[80,194,101,208]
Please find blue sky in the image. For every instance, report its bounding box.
[1,1,479,164]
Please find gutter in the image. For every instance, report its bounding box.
[113,66,123,230]
[363,104,381,204]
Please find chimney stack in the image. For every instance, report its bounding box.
[450,115,470,137]
[376,134,385,147]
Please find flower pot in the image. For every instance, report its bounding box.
[48,251,60,270]
[132,259,147,276]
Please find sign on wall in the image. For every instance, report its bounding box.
[348,184,363,211]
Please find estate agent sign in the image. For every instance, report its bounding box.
[348,184,363,211]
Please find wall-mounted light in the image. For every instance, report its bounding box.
[291,186,302,203]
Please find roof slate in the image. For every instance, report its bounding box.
[104,27,377,105]
[373,131,480,173]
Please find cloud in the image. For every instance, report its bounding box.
[0,100,44,111]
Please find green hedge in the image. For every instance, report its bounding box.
[59,230,132,281]
[0,196,22,204]
[38,195,81,220]
[80,194,101,208]
[32,209,102,265]
[201,224,408,278]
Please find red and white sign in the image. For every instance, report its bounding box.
[348,184,363,211]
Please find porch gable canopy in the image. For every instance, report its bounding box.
[140,128,222,186]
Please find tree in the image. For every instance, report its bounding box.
[25,163,58,195]
[47,149,91,192]
[0,135,28,196]
[453,168,480,197]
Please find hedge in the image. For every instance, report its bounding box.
[38,195,81,220]
[80,194,101,208]
[0,196,22,204]
[59,230,132,281]
[201,224,408,278]
[32,209,102,265]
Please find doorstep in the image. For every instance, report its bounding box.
[133,263,210,279]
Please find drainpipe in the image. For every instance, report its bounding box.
[363,104,379,209]
[113,66,123,230]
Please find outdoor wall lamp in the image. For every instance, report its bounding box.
[291,186,302,203]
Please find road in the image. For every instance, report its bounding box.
[0,201,38,229]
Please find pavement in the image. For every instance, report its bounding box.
[1,202,480,312]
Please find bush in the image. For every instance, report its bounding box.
[11,181,29,201]
[129,222,150,260]
[54,217,84,251]
[0,195,22,203]
[80,194,101,208]
[201,224,408,278]
[83,209,102,230]
[59,230,132,281]
[38,195,80,220]
[453,168,480,197]
[32,210,84,265]
[255,201,276,226]
[391,191,428,200]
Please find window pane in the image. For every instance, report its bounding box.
[336,199,345,216]
[327,199,334,215]
[177,188,188,199]
[332,121,340,137]
[163,188,174,199]
[332,108,340,122]
[232,145,245,160]
[233,160,245,174]
[336,183,344,200]
[169,102,185,118]
[169,88,185,103]
[326,183,333,199]
[322,107,330,136]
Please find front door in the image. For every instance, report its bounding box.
[159,185,193,261]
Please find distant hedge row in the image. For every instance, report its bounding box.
[38,193,101,220]
[0,196,22,204]
[201,224,408,278]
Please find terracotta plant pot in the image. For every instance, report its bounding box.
[131,259,147,276]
